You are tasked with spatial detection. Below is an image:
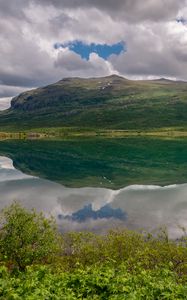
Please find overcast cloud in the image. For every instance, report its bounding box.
[1,0,187,103]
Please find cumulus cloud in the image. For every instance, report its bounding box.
[0,98,12,110]
[30,0,186,22]
[0,84,28,98]
[1,0,187,100]
[110,20,187,80]
[55,49,114,77]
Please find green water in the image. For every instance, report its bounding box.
[0,137,187,189]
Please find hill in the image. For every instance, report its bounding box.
[1,74,187,132]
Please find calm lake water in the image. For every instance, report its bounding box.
[0,137,187,237]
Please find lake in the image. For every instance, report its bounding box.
[0,137,187,237]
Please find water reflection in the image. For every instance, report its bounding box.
[59,204,127,222]
[0,156,187,238]
[0,138,187,189]
[0,156,32,182]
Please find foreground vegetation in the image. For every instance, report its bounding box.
[0,203,187,298]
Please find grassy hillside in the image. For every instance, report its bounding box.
[1,75,187,132]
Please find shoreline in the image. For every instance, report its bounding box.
[1,127,187,140]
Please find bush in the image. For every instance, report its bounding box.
[0,204,187,298]
[0,203,61,271]
[0,264,187,299]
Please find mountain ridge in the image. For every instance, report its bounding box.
[1,74,187,132]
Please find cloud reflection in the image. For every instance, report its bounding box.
[0,157,187,238]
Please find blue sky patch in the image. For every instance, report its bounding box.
[54,40,125,60]
[176,17,187,24]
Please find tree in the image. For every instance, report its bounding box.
[0,202,61,271]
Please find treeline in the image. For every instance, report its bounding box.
[0,203,187,299]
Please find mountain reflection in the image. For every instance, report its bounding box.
[0,137,187,188]
[0,137,187,237]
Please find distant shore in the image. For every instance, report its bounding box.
[1,126,187,140]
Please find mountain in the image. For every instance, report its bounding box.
[1,74,187,131]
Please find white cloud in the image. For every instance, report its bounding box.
[33,0,186,22]
[1,0,187,97]
[55,49,114,77]
[110,20,187,80]
[0,84,28,97]
[0,98,12,110]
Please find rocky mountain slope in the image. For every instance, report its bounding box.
[1,74,187,131]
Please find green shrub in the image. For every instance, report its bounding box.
[0,264,187,299]
[0,203,61,271]
[0,204,187,298]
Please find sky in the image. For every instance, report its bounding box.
[1,0,187,108]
